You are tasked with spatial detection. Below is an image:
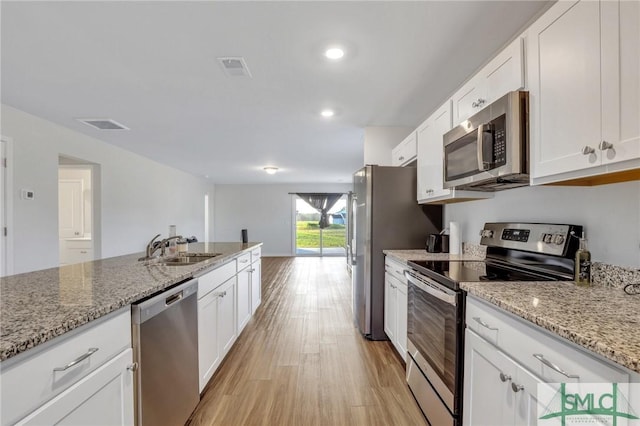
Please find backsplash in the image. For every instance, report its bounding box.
[592,263,640,289]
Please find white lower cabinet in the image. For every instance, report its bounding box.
[384,257,408,361]
[0,308,133,426]
[463,296,631,426]
[236,265,252,333]
[197,273,237,392]
[16,348,134,426]
[250,256,262,314]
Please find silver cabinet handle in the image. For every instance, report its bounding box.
[248,269,255,273]
[533,353,579,379]
[239,259,249,264]
[599,141,613,150]
[217,291,227,298]
[472,98,486,108]
[499,372,511,382]
[399,156,405,161]
[127,362,138,372]
[53,348,99,372]
[473,317,498,331]
[582,146,595,155]
[511,383,524,393]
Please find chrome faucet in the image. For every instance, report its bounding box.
[142,234,163,260]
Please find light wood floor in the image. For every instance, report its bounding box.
[187,257,427,426]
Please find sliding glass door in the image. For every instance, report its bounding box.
[294,195,347,256]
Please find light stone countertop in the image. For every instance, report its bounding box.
[461,281,640,374]
[0,242,261,362]
[384,248,640,374]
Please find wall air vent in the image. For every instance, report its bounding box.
[217,57,252,77]
[77,118,129,130]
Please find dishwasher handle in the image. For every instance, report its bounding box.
[132,278,198,325]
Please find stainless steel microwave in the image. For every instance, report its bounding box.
[443,91,529,191]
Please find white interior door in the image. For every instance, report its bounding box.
[59,179,84,238]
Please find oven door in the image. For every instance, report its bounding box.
[406,270,463,415]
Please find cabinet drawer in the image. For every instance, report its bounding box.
[384,257,408,283]
[0,308,131,426]
[466,296,628,384]
[198,260,237,298]
[251,247,261,263]
[236,253,251,271]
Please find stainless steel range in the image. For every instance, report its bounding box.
[404,222,583,426]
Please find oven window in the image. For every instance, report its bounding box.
[445,132,480,181]
[408,282,458,394]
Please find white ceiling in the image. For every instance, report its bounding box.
[1,1,550,184]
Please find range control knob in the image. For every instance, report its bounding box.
[554,234,565,245]
[480,229,494,238]
[543,233,553,243]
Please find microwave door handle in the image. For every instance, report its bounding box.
[477,123,487,171]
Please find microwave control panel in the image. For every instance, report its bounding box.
[490,114,507,167]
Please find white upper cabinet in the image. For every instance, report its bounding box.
[417,100,493,204]
[601,0,640,165]
[391,131,417,166]
[452,38,524,125]
[528,0,640,183]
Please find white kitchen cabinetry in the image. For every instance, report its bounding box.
[528,0,640,184]
[60,239,93,265]
[1,308,133,426]
[391,131,417,166]
[384,257,408,361]
[463,296,630,426]
[197,261,238,392]
[250,247,262,314]
[236,253,252,333]
[16,349,134,426]
[452,38,524,125]
[416,100,493,204]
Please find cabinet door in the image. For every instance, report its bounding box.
[529,0,603,178]
[463,330,514,426]
[236,268,251,333]
[601,0,640,165]
[250,260,262,314]
[452,78,485,124]
[484,38,524,102]
[383,273,396,342]
[17,349,134,426]
[417,102,453,201]
[395,282,408,362]
[217,278,237,357]
[416,117,432,200]
[198,289,220,392]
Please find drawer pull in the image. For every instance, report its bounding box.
[248,269,255,273]
[239,259,249,264]
[473,317,498,331]
[533,353,579,379]
[511,383,524,393]
[53,348,99,372]
[499,372,511,382]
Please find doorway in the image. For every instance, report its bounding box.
[294,194,347,257]
[58,157,100,265]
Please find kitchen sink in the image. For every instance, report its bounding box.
[150,253,222,266]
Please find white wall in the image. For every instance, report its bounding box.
[363,126,412,166]
[215,183,352,256]
[444,181,640,268]
[2,105,215,274]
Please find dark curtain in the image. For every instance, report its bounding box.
[296,193,343,229]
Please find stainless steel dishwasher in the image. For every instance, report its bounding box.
[132,278,199,426]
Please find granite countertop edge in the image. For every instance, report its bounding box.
[0,242,262,362]
[461,284,640,375]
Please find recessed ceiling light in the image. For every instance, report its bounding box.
[320,109,335,118]
[325,47,345,60]
[264,167,279,175]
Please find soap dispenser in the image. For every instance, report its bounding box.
[574,231,591,286]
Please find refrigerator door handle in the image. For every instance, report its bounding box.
[350,196,357,265]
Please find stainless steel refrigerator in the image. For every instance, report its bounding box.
[350,165,442,340]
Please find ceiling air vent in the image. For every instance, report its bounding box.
[217,57,252,77]
[77,118,129,130]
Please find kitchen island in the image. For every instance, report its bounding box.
[0,242,261,362]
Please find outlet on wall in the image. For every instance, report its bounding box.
[21,189,35,200]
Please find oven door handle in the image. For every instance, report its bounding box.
[404,271,457,306]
